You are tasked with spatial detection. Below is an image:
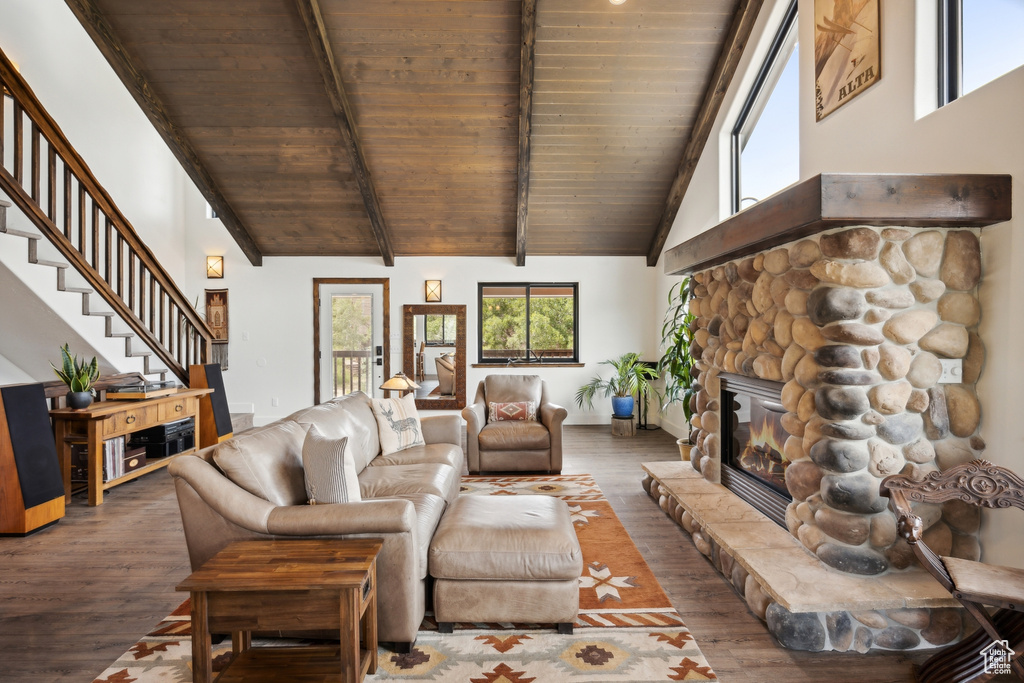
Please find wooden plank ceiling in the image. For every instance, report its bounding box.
[67,0,745,265]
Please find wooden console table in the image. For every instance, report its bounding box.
[49,387,212,506]
[177,539,382,683]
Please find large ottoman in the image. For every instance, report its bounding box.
[428,495,583,633]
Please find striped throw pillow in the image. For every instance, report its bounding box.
[302,425,360,505]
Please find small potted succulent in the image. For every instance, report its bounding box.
[658,277,697,460]
[575,352,659,419]
[51,343,100,409]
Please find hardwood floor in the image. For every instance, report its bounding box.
[0,425,928,682]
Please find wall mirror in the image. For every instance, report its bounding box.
[402,304,466,410]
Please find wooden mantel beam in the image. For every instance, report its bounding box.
[64,0,264,267]
[294,0,395,267]
[645,0,765,267]
[515,0,538,267]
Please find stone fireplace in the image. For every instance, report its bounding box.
[643,173,1011,653]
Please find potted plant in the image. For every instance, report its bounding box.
[658,277,697,460]
[575,352,658,419]
[51,343,100,409]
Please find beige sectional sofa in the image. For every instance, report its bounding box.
[167,391,463,650]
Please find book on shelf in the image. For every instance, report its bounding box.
[106,380,180,400]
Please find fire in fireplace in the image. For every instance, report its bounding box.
[721,374,793,527]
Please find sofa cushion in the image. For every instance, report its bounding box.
[358,463,460,503]
[478,421,550,451]
[287,392,380,472]
[366,442,463,471]
[372,492,446,580]
[212,420,308,506]
[371,394,426,455]
[483,375,542,412]
[302,426,359,505]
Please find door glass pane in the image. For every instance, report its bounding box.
[529,286,575,360]
[331,294,372,397]
[962,0,1024,96]
[481,285,526,361]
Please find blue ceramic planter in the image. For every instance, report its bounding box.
[610,396,635,418]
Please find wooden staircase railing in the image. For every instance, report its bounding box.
[0,48,211,384]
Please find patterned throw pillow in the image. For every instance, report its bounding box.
[301,425,360,505]
[371,394,426,455]
[488,401,537,422]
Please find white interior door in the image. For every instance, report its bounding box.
[319,284,385,399]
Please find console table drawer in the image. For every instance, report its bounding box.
[104,405,160,435]
[160,396,197,422]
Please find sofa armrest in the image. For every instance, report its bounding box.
[541,402,567,473]
[420,414,461,446]
[267,498,417,536]
[462,402,486,473]
[169,454,275,532]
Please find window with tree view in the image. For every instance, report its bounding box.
[425,314,456,346]
[479,283,577,363]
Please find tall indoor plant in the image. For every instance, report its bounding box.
[575,352,658,418]
[51,343,100,409]
[658,277,697,459]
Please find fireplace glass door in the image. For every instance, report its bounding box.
[721,374,793,527]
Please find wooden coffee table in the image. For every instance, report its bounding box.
[176,539,383,683]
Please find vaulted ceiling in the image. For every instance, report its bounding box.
[66,0,761,266]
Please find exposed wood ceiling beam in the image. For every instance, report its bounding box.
[294,0,395,267]
[515,0,538,267]
[63,0,264,267]
[646,0,766,267]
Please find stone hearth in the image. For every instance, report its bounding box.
[653,173,1012,652]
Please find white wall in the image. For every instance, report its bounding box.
[182,200,660,427]
[0,351,32,385]
[655,0,1024,566]
[0,0,196,282]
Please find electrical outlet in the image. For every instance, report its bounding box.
[271,397,279,407]
[938,359,963,383]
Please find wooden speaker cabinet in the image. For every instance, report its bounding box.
[189,364,233,449]
[0,383,65,535]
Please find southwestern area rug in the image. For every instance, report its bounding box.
[93,474,716,682]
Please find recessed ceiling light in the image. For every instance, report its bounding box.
[609,0,627,4]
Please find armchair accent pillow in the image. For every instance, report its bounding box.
[302,425,360,505]
[488,400,537,422]
[371,393,425,455]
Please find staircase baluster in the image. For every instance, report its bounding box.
[12,100,23,184]
[116,233,124,297]
[127,252,135,312]
[91,200,99,269]
[62,166,71,239]
[158,290,165,346]
[149,274,156,331]
[77,183,86,257]
[0,86,6,164]
[30,123,40,202]
[46,146,56,221]
[104,217,112,283]
[138,263,146,324]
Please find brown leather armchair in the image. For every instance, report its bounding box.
[462,375,567,474]
[435,354,455,396]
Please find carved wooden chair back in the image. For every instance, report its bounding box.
[881,459,1024,682]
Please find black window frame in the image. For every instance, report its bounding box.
[477,282,579,364]
[424,314,457,346]
[730,0,799,215]
[938,0,962,106]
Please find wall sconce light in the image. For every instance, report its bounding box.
[206,255,224,279]
[425,280,442,302]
